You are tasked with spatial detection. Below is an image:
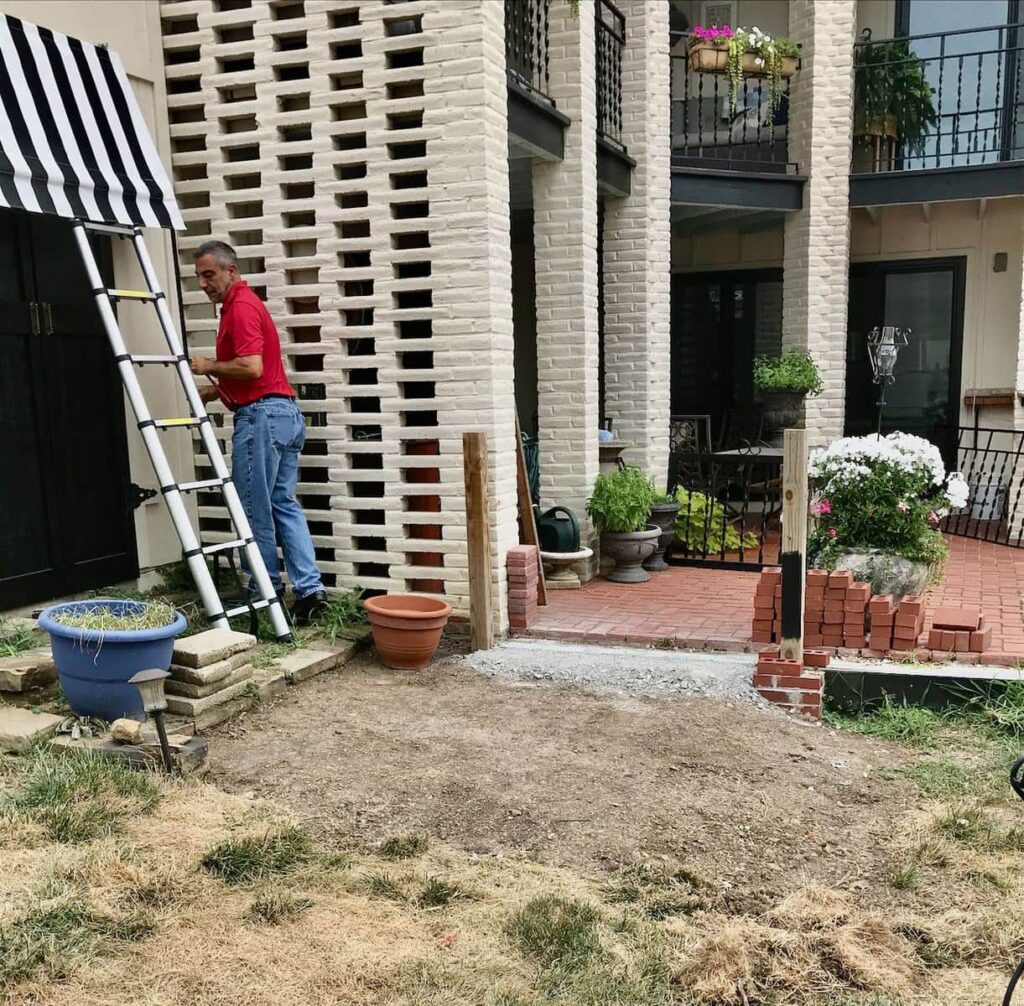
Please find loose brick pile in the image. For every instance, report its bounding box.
[869,594,925,652]
[927,607,993,654]
[507,546,540,631]
[754,648,829,721]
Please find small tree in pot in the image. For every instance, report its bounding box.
[586,466,660,584]
[753,349,822,447]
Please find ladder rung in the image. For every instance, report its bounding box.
[80,220,137,236]
[202,538,247,556]
[129,354,183,366]
[104,288,159,302]
[152,417,200,429]
[178,477,227,493]
[224,598,275,619]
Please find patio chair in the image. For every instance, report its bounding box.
[716,407,765,452]
[667,414,713,493]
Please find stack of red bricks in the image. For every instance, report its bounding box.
[754,648,829,721]
[927,607,992,654]
[751,569,781,643]
[810,570,871,649]
[507,546,540,630]
[867,594,925,652]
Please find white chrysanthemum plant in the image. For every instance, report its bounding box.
[807,432,968,574]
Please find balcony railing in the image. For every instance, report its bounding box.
[596,0,625,148]
[670,32,794,173]
[853,23,1024,173]
[505,0,552,104]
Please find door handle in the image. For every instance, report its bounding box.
[43,303,53,335]
[29,301,40,336]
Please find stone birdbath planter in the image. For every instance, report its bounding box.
[38,599,186,722]
[363,594,452,670]
[540,546,594,590]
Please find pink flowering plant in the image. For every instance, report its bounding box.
[692,23,734,45]
[807,432,969,573]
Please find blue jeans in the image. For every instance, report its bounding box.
[231,397,323,600]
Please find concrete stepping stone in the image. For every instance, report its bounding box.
[164,675,255,717]
[0,648,57,692]
[172,629,256,669]
[167,663,253,698]
[170,649,250,687]
[277,646,349,684]
[0,707,63,752]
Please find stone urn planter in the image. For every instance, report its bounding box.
[759,389,806,447]
[643,501,681,572]
[363,594,452,670]
[602,525,661,584]
[833,549,931,603]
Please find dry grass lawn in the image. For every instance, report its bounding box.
[2,700,1024,1006]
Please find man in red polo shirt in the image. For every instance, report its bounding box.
[189,240,327,626]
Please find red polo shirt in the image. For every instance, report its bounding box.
[215,280,295,408]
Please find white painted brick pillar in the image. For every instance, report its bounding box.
[782,0,857,447]
[601,0,671,487]
[533,0,600,521]
[428,0,519,634]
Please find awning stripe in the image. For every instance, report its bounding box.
[0,14,182,230]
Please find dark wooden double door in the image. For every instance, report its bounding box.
[0,208,138,610]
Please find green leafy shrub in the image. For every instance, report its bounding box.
[752,349,822,395]
[673,488,757,555]
[586,467,658,534]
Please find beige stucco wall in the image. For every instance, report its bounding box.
[855,0,896,39]
[0,1,192,578]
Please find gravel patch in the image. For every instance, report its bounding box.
[464,638,764,704]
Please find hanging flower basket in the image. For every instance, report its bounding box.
[688,40,798,80]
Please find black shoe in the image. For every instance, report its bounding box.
[291,590,330,627]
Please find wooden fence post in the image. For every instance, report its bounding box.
[463,432,494,651]
[779,428,808,662]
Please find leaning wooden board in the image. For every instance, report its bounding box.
[514,418,548,606]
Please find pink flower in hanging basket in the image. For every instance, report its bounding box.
[693,24,733,43]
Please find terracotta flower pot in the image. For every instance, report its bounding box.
[364,594,452,670]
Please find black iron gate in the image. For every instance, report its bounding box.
[666,450,783,569]
[944,426,1024,546]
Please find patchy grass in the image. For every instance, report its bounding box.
[313,590,367,644]
[2,749,160,844]
[245,892,314,926]
[504,896,603,972]
[603,862,707,920]
[0,619,39,658]
[416,876,467,909]
[379,833,429,860]
[887,863,920,891]
[364,871,406,901]
[824,700,942,747]
[201,826,312,884]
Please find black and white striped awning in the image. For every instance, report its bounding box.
[0,15,183,230]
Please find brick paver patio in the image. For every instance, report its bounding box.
[527,535,1024,666]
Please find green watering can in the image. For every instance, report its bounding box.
[533,505,580,553]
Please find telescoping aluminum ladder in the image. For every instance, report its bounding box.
[72,219,293,643]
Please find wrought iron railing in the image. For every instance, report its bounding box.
[505,0,552,103]
[670,31,794,173]
[596,0,625,148]
[944,426,1024,546]
[853,23,1024,173]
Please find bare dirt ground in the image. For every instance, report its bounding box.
[210,649,916,905]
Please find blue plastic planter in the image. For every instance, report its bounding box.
[38,600,186,722]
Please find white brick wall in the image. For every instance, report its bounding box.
[533,0,600,523]
[782,0,857,447]
[159,0,516,632]
[601,0,671,487]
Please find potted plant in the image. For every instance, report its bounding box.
[752,349,823,447]
[363,594,452,670]
[853,38,938,171]
[38,599,186,721]
[586,466,661,584]
[808,432,969,600]
[644,492,682,572]
[689,24,800,113]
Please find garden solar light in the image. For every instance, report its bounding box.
[867,326,909,438]
[128,668,174,775]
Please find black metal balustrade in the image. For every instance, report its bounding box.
[670,31,794,173]
[944,426,1024,547]
[505,0,552,103]
[596,0,625,148]
[853,23,1024,173]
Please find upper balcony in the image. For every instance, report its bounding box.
[669,30,804,212]
[850,22,1024,207]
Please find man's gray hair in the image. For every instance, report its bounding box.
[193,240,238,268]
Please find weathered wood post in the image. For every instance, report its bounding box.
[779,428,809,662]
[463,432,494,651]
